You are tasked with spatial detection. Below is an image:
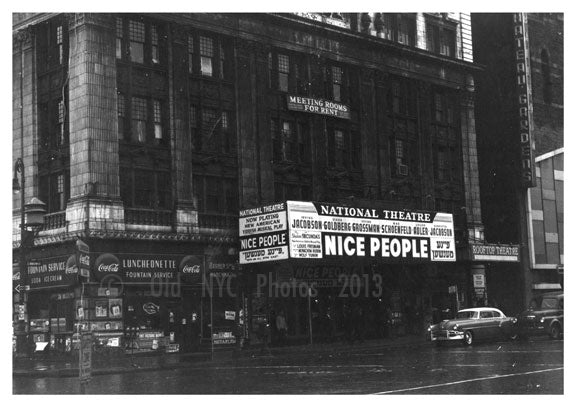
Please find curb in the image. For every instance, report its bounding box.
[14,335,427,378]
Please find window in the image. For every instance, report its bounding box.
[39,171,69,213]
[57,100,65,146]
[327,126,361,169]
[117,93,126,140]
[388,79,418,177]
[431,90,460,183]
[120,168,172,209]
[193,175,238,214]
[278,54,290,92]
[397,14,415,45]
[116,17,164,65]
[131,97,147,143]
[200,36,214,77]
[271,118,310,163]
[331,66,342,102]
[379,14,416,46]
[153,100,162,140]
[116,17,123,59]
[188,33,232,79]
[274,182,312,202]
[37,18,68,71]
[119,96,166,145]
[426,19,456,57]
[191,106,235,154]
[129,20,145,64]
[269,51,308,94]
[56,25,64,65]
[151,25,159,64]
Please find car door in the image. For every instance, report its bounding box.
[478,310,499,340]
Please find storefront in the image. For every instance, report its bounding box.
[239,201,463,344]
[14,239,240,356]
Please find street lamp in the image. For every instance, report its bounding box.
[13,157,46,356]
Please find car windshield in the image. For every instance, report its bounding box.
[530,296,559,310]
[456,311,478,319]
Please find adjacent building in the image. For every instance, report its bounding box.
[13,12,487,355]
[472,13,563,314]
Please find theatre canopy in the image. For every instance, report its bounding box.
[239,201,455,265]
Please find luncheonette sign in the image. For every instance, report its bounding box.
[286,95,351,119]
[239,201,456,264]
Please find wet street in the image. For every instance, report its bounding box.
[13,337,563,394]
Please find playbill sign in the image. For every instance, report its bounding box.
[239,201,455,264]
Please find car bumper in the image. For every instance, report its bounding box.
[430,330,464,341]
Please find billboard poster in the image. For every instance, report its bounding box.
[286,201,455,262]
[240,201,456,264]
[239,203,289,264]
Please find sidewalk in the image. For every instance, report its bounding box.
[13,334,427,378]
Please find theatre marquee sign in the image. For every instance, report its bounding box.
[239,201,455,264]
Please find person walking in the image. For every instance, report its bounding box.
[275,310,288,346]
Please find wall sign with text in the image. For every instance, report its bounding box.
[240,200,456,264]
[286,95,351,119]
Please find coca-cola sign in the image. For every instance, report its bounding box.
[94,253,121,281]
[179,255,203,283]
[98,263,120,273]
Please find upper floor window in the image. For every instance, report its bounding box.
[327,125,361,170]
[379,14,416,46]
[193,175,238,215]
[39,171,69,213]
[37,18,68,71]
[268,51,308,94]
[120,168,171,210]
[117,95,167,145]
[188,33,232,79]
[270,118,310,163]
[330,66,343,102]
[426,19,456,57]
[116,16,164,65]
[191,106,236,154]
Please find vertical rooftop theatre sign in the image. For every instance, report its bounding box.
[514,13,536,188]
[239,201,455,264]
[286,96,351,119]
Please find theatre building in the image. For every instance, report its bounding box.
[472,13,563,313]
[13,12,489,354]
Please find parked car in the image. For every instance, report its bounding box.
[428,307,518,346]
[517,291,563,340]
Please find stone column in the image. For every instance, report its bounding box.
[66,13,124,233]
[459,75,484,242]
[171,24,198,233]
[12,27,37,239]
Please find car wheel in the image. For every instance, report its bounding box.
[550,323,562,340]
[463,330,473,346]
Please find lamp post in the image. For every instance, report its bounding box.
[13,157,46,356]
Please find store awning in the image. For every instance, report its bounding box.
[532,283,562,290]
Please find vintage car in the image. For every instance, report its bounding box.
[428,307,518,346]
[517,291,563,340]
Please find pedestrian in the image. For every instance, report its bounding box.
[385,306,394,339]
[275,310,288,346]
[343,303,353,344]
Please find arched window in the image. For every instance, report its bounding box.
[541,49,552,104]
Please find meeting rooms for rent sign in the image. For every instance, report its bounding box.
[240,201,456,264]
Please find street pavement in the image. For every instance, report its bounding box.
[13,335,563,394]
